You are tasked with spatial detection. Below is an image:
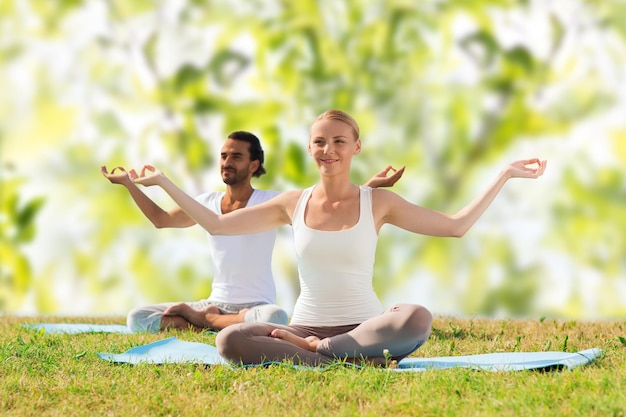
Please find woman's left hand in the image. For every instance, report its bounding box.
[506,159,547,179]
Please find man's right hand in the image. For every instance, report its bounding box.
[365,165,406,188]
[101,165,137,186]
[131,164,168,187]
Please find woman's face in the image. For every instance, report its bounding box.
[308,118,361,176]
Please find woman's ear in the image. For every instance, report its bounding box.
[354,139,362,155]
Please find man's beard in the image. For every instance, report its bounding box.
[221,168,246,185]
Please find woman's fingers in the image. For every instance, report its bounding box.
[140,164,155,177]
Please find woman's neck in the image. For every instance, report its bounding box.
[315,177,358,203]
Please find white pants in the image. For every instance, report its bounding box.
[127,299,288,333]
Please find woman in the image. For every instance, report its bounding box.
[133,109,547,366]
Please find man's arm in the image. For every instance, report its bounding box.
[101,166,195,228]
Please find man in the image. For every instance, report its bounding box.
[102,131,404,333]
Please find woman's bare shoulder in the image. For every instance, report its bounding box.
[371,187,401,203]
[274,189,306,223]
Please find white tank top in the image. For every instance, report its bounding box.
[195,189,279,304]
[290,185,384,326]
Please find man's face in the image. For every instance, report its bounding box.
[220,138,255,185]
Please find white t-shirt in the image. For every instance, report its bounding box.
[195,189,280,304]
[290,185,384,326]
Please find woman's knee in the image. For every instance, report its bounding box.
[413,305,432,334]
[216,322,276,361]
[216,323,245,359]
[391,304,432,335]
[414,304,432,328]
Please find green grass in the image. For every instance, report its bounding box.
[1,316,625,416]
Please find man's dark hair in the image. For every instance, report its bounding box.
[227,131,266,178]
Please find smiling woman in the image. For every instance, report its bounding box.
[130,109,547,366]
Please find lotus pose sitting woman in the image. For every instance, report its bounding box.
[133,109,547,366]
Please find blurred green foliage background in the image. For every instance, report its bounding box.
[1,0,625,319]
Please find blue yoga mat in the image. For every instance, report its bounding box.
[98,337,227,365]
[24,323,133,334]
[97,337,602,371]
[396,349,603,372]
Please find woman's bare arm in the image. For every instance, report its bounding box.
[376,159,547,237]
[132,165,295,235]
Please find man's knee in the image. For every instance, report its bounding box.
[244,304,289,325]
[126,307,161,333]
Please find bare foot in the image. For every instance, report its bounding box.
[270,329,320,352]
[203,308,250,330]
[201,305,221,316]
[238,308,249,319]
[164,303,191,316]
[163,303,220,328]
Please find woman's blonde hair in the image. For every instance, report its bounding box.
[314,109,360,140]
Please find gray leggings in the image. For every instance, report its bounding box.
[216,304,432,366]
